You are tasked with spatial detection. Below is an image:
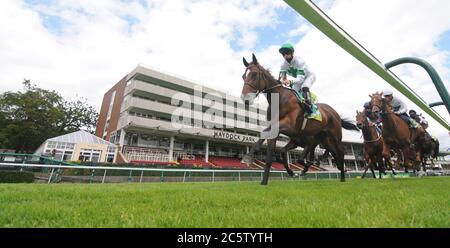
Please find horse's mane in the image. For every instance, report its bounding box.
[253,63,280,85]
[252,63,281,122]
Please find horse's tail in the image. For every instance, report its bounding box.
[341,118,360,131]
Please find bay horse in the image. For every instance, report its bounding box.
[369,92,425,173]
[420,133,440,171]
[355,110,393,178]
[240,54,359,185]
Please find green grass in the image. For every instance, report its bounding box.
[0,177,449,227]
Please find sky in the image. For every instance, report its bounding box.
[0,0,449,151]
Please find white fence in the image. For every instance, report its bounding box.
[0,162,394,184]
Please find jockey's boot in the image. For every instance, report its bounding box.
[302,87,312,114]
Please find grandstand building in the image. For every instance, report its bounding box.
[95,64,367,170]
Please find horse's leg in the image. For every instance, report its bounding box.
[376,160,383,179]
[280,140,298,177]
[308,142,320,166]
[420,151,426,172]
[376,154,386,178]
[362,151,370,179]
[403,147,413,173]
[322,150,330,159]
[299,137,321,176]
[335,143,346,182]
[325,134,346,182]
[382,146,396,175]
[421,152,427,172]
[299,144,315,176]
[261,139,277,185]
[370,162,377,179]
[320,137,345,182]
[242,138,265,163]
[361,165,368,179]
[243,126,274,163]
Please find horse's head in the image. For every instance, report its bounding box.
[370,92,394,118]
[240,54,272,105]
[355,110,366,130]
[369,92,384,116]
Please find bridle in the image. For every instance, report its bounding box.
[371,97,395,118]
[242,66,282,97]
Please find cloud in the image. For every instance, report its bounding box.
[255,0,450,149]
[0,0,449,149]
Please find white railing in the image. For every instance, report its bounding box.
[124,146,170,162]
[0,162,430,184]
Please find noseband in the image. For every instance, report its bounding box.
[372,99,395,117]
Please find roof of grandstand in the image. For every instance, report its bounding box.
[47,130,115,146]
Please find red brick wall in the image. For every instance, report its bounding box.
[95,76,128,140]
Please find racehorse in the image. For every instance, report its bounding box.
[369,92,425,173]
[420,133,440,171]
[355,110,394,178]
[240,54,359,185]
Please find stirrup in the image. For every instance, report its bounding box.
[303,103,312,114]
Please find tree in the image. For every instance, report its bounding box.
[57,98,99,134]
[0,80,99,152]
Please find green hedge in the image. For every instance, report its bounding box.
[0,170,34,183]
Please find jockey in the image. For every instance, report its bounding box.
[363,102,382,132]
[363,102,377,122]
[421,119,429,130]
[408,109,422,124]
[382,89,419,129]
[279,43,316,114]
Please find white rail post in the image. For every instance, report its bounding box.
[47,168,54,184]
[102,170,107,183]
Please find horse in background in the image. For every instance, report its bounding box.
[355,110,397,178]
[420,134,440,171]
[240,54,359,185]
[369,92,425,173]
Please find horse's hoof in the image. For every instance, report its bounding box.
[260,181,268,186]
[242,155,254,164]
[287,170,294,177]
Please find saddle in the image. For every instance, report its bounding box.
[408,118,422,129]
[289,89,322,122]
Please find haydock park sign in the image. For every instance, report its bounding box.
[170,85,280,139]
[213,131,257,143]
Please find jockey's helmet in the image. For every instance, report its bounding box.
[382,89,393,97]
[409,109,417,115]
[279,43,295,54]
[363,102,371,109]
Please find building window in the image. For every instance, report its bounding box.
[63,151,73,161]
